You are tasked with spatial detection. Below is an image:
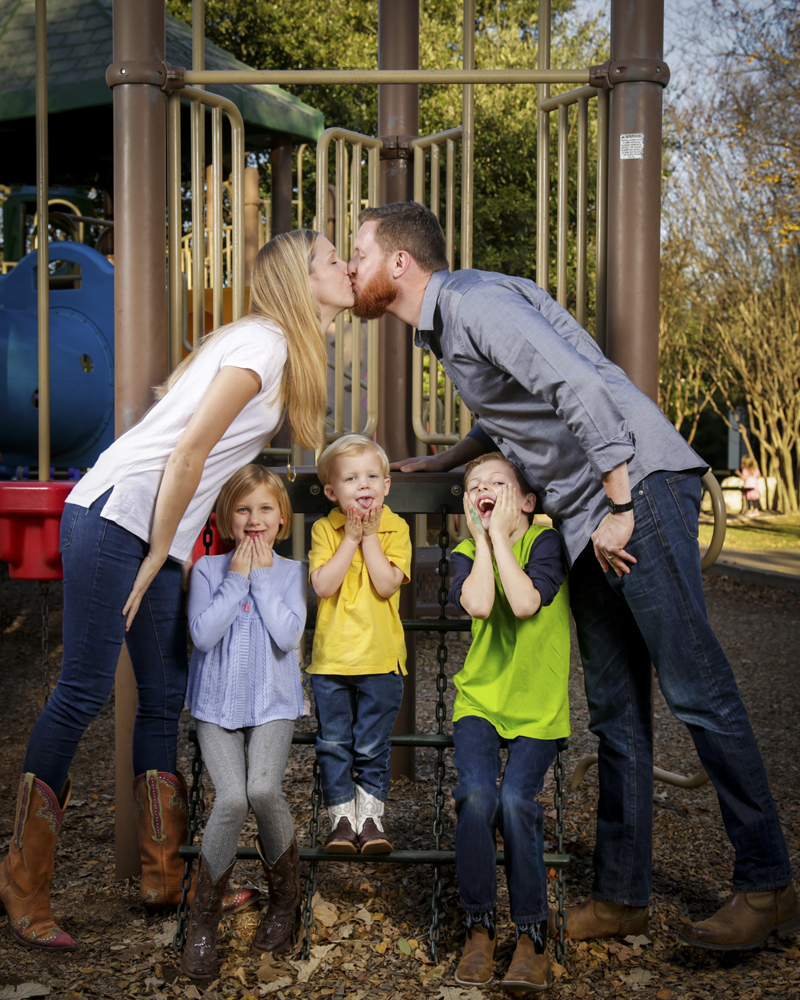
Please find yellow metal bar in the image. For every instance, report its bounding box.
[333,138,347,436]
[595,90,609,350]
[167,93,183,372]
[35,0,50,480]
[296,143,308,228]
[536,0,551,292]
[445,139,456,268]
[461,0,475,270]
[230,113,245,320]
[576,97,589,328]
[211,105,223,329]
[191,0,205,346]
[349,143,362,435]
[556,104,569,308]
[539,85,599,113]
[185,69,590,86]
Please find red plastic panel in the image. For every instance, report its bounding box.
[0,482,74,580]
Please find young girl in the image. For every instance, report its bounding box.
[180,465,307,981]
[738,455,761,516]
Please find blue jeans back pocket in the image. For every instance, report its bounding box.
[665,473,700,540]
[59,503,80,552]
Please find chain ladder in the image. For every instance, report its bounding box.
[553,746,568,964]
[301,756,323,959]
[40,581,50,706]
[173,739,206,952]
[429,506,451,964]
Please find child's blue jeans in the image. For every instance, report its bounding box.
[310,672,404,806]
[453,715,557,925]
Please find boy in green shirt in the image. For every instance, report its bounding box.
[448,453,570,993]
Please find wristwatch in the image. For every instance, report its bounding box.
[606,497,635,514]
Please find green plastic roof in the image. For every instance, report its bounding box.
[0,0,324,141]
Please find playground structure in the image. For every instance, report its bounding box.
[0,0,731,961]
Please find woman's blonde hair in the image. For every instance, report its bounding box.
[155,229,327,452]
[215,464,293,543]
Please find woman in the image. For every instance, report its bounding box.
[0,230,354,952]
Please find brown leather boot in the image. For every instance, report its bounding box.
[0,773,76,951]
[251,837,301,955]
[179,854,232,981]
[455,925,496,986]
[501,934,552,993]
[548,897,648,941]
[133,770,258,915]
[680,884,800,951]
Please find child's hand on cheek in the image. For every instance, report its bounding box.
[230,536,252,577]
[344,505,364,544]
[488,485,518,540]
[250,532,274,570]
[361,504,383,537]
[463,493,488,542]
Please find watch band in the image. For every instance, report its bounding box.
[606,497,635,514]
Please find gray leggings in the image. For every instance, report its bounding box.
[195,718,296,882]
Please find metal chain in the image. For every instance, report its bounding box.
[553,748,568,965]
[174,736,207,952]
[40,582,50,706]
[203,518,214,556]
[302,756,323,959]
[429,506,450,963]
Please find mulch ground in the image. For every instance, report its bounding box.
[1,561,799,1000]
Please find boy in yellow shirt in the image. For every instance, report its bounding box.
[308,435,412,854]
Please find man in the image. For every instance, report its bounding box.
[347,201,798,952]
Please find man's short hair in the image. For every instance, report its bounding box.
[317,434,391,486]
[358,202,450,274]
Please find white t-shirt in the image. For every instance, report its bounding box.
[67,316,288,562]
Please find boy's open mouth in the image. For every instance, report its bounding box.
[476,496,496,514]
[357,497,374,509]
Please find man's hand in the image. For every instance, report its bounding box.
[230,537,253,577]
[344,505,364,544]
[389,454,447,473]
[487,485,519,542]
[591,511,637,577]
[361,504,383,538]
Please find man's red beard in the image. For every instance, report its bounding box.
[351,268,398,320]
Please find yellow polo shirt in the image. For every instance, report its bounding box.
[308,505,411,675]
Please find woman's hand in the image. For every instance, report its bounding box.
[122,552,167,630]
[230,537,253,577]
[250,533,275,570]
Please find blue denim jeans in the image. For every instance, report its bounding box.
[23,490,188,793]
[453,715,557,925]
[569,470,792,905]
[310,672,404,806]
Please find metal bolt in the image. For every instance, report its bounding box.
[451,485,462,496]
[310,484,320,495]
[120,67,127,76]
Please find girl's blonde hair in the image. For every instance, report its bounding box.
[215,464,293,543]
[155,229,327,452]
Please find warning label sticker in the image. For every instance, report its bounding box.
[620,133,645,160]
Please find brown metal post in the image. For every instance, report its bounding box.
[271,135,294,237]
[111,0,168,878]
[377,0,419,780]
[244,165,260,285]
[605,0,665,400]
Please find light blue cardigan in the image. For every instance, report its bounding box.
[186,551,306,729]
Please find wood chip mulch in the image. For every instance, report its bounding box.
[1,563,799,1000]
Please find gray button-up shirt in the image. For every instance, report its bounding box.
[416,269,707,564]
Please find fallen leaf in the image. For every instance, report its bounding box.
[625,933,651,948]
[619,969,654,985]
[260,977,294,993]
[0,987,51,1000]
[312,892,339,927]
[656,990,673,1000]
[397,937,413,955]
[355,907,373,927]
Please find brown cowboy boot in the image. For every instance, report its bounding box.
[501,927,552,993]
[251,836,301,955]
[179,854,232,981]
[548,897,648,941]
[455,924,496,986]
[0,772,76,951]
[133,770,258,915]
[680,884,800,951]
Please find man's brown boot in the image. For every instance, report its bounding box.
[548,897,648,941]
[501,934,552,993]
[455,924,496,986]
[252,837,302,955]
[680,884,800,951]
[0,773,76,951]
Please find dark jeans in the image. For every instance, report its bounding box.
[453,715,557,925]
[310,672,404,805]
[23,491,188,793]
[569,470,792,905]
